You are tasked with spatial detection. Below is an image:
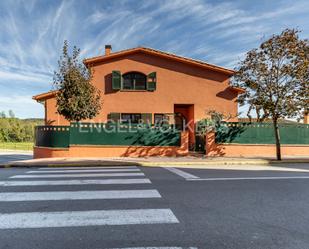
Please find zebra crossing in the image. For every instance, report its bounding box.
[0,166,197,248]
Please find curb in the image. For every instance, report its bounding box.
[0,162,138,168]
[140,160,309,167]
[1,159,309,168]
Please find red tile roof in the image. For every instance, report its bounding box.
[84,46,235,76]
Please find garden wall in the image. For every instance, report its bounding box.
[206,122,309,157]
[34,123,188,158]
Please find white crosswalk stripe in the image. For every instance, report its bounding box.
[0,189,161,201]
[164,167,200,180]
[10,172,145,178]
[110,247,198,249]
[26,168,141,173]
[0,209,179,229]
[38,166,138,170]
[0,178,151,186]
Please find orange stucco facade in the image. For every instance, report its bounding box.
[90,53,237,121]
[45,97,69,126]
[42,50,238,125]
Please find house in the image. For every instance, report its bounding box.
[33,45,244,158]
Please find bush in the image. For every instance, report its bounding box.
[0,117,43,143]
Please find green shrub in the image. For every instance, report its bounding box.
[0,117,43,143]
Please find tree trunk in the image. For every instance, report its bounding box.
[273,118,281,160]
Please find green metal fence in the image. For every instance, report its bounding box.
[70,123,181,146]
[35,126,70,148]
[35,123,181,148]
[216,122,309,145]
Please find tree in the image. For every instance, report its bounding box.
[233,29,309,160]
[53,40,101,122]
[197,110,226,135]
[8,110,15,118]
[0,117,43,142]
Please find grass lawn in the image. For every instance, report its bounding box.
[0,142,33,151]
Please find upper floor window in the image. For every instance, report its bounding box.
[122,72,147,90]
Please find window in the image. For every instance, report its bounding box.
[121,113,142,124]
[112,71,157,91]
[154,114,164,124]
[154,114,170,126]
[122,72,147,90]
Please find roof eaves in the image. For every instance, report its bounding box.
[229,86,246,94]
[32,90,58,101]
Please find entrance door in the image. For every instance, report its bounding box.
[174,104,194,150]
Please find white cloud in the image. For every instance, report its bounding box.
[0,69,50,83]
[0,95,44,119]
[0,95,34,105]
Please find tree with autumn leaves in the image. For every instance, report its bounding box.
[233,29,309,160]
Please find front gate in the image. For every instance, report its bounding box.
[194,134,205,153]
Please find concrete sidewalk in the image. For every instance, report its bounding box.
[1,155,309,168]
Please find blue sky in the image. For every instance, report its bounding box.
[0,0,308,118]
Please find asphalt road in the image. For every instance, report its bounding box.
[1,164,309,249]
[0,151,32,164]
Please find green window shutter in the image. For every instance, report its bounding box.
[108,112,120,122]
[141,113,152,125]
[147,72,156,91]
[112,71,121,90]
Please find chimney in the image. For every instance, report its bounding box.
[105,45,112,56]
[304,110,309,124]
